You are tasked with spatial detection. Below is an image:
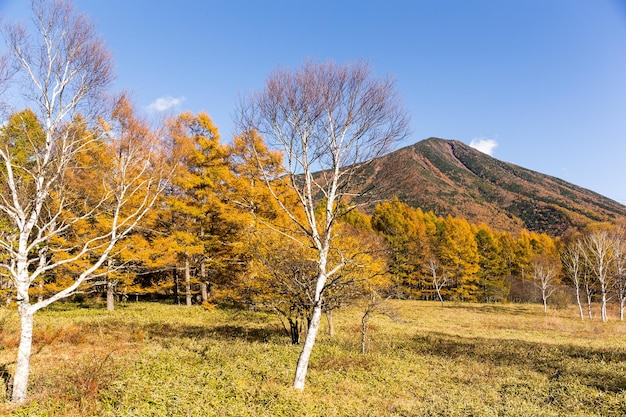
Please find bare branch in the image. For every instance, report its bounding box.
[0,1,165,402]
[236,60,408,390]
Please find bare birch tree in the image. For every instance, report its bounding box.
[581,231,615,322]
[0,1,165,402]
[561,241,585,320]
[236,60,409,391]
[577,239,596,320]
[531,255,561,314]
[609,228,626,320]
[427,257,447,307]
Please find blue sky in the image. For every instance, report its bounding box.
[2,0,626,203]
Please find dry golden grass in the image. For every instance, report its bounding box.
[0,300,625,416]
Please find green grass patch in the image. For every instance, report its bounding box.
[1,301,626,416]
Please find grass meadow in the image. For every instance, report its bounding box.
[1,300,626,416]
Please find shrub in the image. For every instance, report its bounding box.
[549,289,572,310]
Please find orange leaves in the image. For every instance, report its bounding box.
[229,130,286,220]
[371,198,561,302]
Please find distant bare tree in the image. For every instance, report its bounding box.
[609,227,626,320]
[578,239,597,320]
[236,60,409,391]
[427,257,447,307]
[561,241,585,320]
[531,255,561,314]
[0,1,165,402]
[580,231,615,322]
[359,290,394,355]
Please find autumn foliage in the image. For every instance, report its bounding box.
[0,106,598,314]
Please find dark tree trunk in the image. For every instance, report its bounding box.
[173,268,180,305]
[361,312,370,354]
[200,260,208,302]
[289,319,300,344]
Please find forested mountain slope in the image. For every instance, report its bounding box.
[357,138,626,236]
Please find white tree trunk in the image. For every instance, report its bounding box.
[293,302,323,390]
[436,288,445,307]
[185,255,192,307]
[11,250,34,402]
[575,286,584,320]
[293,247,330,391]
[37,281,44,303]
[11,305,34,403]
[106,281,116,311]
[601,291,608,322]
[106,258,115,311]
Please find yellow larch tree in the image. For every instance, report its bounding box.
[436,216,481,301]
[159,111,244,305]
[371,198,431,298]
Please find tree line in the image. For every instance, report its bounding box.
[0,108,573,321]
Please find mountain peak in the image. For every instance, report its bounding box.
[360,138,625,236]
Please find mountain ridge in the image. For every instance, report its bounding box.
[357,137,625,236]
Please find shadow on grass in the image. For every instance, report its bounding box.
[413,332,626,393]
[444,303,539,316]
[142,322,285,344]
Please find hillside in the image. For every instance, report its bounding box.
[357,138,626,236]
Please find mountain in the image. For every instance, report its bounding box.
[357,138,626,236]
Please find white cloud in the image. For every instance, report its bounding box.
[147,96,185,113]
[469,138,498,156]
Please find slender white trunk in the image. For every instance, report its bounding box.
[587,294,593,320]
[185,255,192,307]
[37,281,44,303]
[601,290,608,322]
[106,259,115,311]
[292,242,329,391]
[106,281,115,311]
[436,288,444,307]
[11,304,34,403]
[621,299,625,321]
[574,285,584,320]
[293,302,323,390]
